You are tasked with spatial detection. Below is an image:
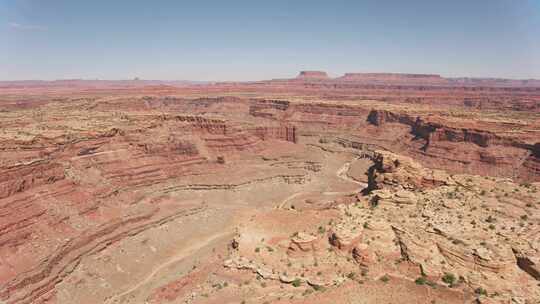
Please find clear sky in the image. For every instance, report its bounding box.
[1,0,539,81]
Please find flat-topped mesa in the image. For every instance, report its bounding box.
[296,71,329,80]
[338,72,445,84]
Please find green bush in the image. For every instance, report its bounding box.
[475,287,487,296]
[442,273,456,285]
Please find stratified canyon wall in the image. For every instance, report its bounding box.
[0,72,538,304]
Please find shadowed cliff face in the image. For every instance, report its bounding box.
[364,109,539,181]
[533,143,540,158]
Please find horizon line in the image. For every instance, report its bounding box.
[2,72,540,82]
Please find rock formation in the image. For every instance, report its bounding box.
[296,70,329,80]
[0,71,538,304]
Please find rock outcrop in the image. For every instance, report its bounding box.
[338,73,445,84]
[366,150,453,191]
[366,109,540,181]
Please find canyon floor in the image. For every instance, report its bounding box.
[0,72,539,304]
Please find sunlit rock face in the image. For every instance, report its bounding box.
[0,73,538,304]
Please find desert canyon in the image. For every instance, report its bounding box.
[0,71,539,304]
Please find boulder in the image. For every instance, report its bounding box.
[287,232,319,256]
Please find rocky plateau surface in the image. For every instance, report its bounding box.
[0,72,538,303]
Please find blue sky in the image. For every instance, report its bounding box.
[1,0,539,80]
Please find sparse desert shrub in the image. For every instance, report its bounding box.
[475,287,487,296]
[442,272,456,286]
[213,283,222,289]
[486,216,496,223]
[291,278,302,287]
